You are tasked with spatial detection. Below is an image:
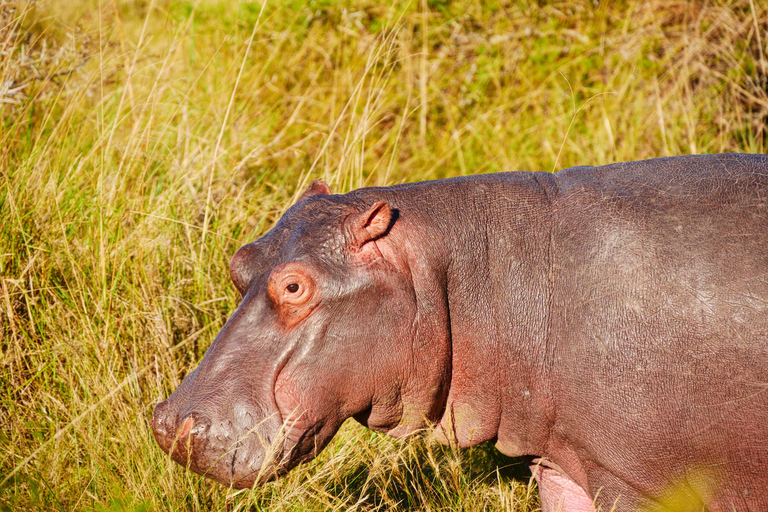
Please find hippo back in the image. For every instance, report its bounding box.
[549,153,768,506]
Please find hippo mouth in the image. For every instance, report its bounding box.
[152,401,289,488]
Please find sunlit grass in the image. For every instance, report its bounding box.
[1,0,766,510]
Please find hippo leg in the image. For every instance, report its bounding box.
[529,461,595,512]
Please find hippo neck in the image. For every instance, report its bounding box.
[357,172,557,456]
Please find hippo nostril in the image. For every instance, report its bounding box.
[175,416,194,440]
[162,413,213,466]
[174,413,211,443]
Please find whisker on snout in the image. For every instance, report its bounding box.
[195,411,288,487]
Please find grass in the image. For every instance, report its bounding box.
[1,0,767,510]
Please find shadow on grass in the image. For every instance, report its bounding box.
[258,431,536,511]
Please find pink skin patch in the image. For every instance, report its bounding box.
[530,463,596,512]
[175,416,193,440]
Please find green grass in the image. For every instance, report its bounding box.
[1,0,767,510]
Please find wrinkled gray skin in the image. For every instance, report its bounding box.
[153,154,768,511]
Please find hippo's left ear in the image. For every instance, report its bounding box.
[345,201,394,250]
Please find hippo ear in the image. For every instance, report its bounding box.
[345,201,393,250]
[298,180,331,202]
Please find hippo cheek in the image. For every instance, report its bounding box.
[272,371,347,468]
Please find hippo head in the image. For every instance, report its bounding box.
[152,181,452,488]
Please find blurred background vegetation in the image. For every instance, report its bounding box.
[1,0,766,510]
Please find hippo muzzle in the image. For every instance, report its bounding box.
[152,390,285,488]
[150,292,301,488]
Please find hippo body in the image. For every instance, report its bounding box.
[153,153,768,511]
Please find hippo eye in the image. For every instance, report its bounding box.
[268,264,315,313]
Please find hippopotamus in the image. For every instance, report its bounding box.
[152,153,768,511]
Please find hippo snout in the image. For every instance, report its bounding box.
[151,405,212,468]
[151,398,284,488]
[152,402,202,448]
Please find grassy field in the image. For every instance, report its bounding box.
[1,0,767,510]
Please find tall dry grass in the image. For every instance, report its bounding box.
[1,0,766,510]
